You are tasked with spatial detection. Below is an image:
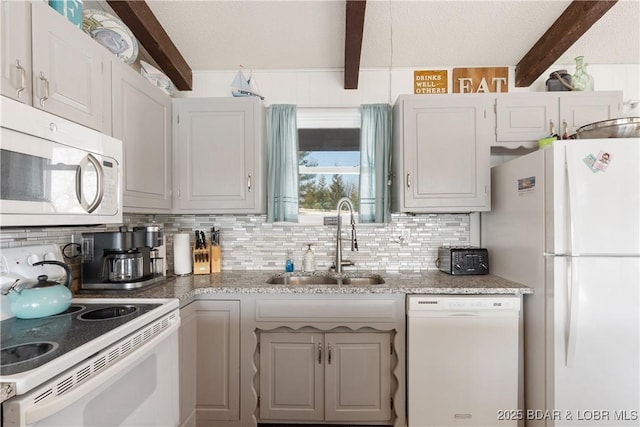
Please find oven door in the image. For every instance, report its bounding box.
[2,320,179,427]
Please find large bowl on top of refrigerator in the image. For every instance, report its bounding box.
[575,117,640,139]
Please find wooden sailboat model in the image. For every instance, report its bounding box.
[231,66,264,100]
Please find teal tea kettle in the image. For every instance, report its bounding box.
[2,260,73,319]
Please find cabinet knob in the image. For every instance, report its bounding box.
[318,342,322,364]
[406,173,411,189]
[327,343,332,364]
[247,173,252,192]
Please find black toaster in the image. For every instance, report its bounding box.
[438,247,489,275]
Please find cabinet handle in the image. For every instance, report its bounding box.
[327,343,332,365]
[39,72,49,107]
[318,342,322,364]
[15,60,26,98]
[406,173,411,189]
[247,173,252,192]
[549,120,555,136]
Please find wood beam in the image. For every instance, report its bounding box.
[107,0,192,91]
[515,0,617,88]
[344,0,366,90]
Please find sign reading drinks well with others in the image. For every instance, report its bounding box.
[453,67,509,93]
[414,70,448,94]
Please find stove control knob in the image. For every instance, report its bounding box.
[27,254,42,266]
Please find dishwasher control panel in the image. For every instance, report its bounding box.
[437,247,489,275]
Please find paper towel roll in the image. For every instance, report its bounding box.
[173,233,192,275]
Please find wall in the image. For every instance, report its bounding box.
[180,64,640,113]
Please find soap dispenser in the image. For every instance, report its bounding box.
[285,249,294,272]
[303,244,315,272]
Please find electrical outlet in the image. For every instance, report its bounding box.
[400,229,411,242]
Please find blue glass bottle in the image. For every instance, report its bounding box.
[285,250,294,272]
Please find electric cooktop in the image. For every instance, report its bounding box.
[0,301,161,376]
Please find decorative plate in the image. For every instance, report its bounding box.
[140,61,176,95]
[82,9,139,65]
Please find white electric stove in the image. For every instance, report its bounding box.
[0,244,180,426]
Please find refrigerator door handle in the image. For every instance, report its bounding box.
[565,257,579,367]
[565,155,578,256]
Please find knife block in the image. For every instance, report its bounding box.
[210,245,221,273]
[193,246,210,275]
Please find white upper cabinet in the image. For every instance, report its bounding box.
[31,2,108,132]
[1,1,31,103]
[495,91,622,146]
[392,94,493,213]
[1,2,108,132]
[173,97,266,213]
[111,60,172,212]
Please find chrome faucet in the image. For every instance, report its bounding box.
[334,197,358,272]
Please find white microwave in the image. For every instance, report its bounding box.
[0,97,123,227]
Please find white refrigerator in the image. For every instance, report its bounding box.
[482,138,639,426]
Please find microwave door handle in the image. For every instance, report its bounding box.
[76,154,104,213]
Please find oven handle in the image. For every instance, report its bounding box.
[17,321,178,425]
[75,153,104,213]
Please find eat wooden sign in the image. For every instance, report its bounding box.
[453,67,508,93]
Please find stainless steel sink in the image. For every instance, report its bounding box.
[266,273,384,286]
[340,275,385,285]
[266,275,339,285]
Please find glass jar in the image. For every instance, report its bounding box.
[572,56,594,91]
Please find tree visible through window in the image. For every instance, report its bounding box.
[298,128,360,217]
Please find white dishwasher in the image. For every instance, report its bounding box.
[407,295,521,427]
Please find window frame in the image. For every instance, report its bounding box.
[296,107,361,225]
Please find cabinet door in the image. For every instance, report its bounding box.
[398,96,491,212]
[559,91,621,135]
[174,98,266,213]
[496,92,622,143]
[31,2,106,131]
[0,0,31,102]
[195,300,240,422]
[496,93,558,142]
[324,333,392,422]
[112,60,172,212]
[179,302,197,427]
[259,332,324,421]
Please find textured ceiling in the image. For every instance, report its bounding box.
[143,0,640,71]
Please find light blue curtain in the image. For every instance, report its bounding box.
[267,105,299,222]
[359,104,392,223]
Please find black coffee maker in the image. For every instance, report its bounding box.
[81,226,164,290]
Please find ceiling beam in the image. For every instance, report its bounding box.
[515,0,617,88]
[107,0,193,91]
[344,0,367,90]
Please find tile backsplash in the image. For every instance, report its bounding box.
[0,213,470,273]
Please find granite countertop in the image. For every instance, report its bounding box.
[78,270,532,304]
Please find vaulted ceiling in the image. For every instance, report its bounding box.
[95,0,640,92]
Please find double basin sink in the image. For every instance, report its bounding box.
[266,272,385,286]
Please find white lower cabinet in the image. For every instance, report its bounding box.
[179,302,197,427]
[259,331,392,423]
[180,300,240,427]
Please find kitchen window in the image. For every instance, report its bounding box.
[297,108,361,224]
